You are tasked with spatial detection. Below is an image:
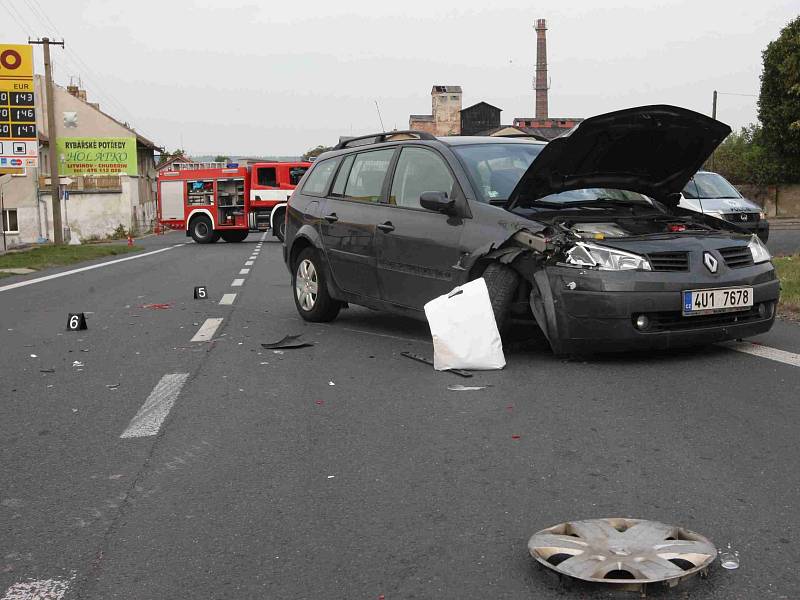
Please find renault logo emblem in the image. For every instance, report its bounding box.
[703,251,719,273]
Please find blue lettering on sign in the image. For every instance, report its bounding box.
[683,291,692,312]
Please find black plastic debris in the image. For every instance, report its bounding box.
[261,334,314,350]
[400,351,473,378]
[39,368,55,373]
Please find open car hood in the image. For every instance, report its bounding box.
[506,105,731,210]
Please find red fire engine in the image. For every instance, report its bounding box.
[157,161,311,243]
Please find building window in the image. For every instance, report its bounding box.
[2,209,19,233]
[450,95,459,101]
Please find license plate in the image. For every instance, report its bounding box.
[682,287,753,316]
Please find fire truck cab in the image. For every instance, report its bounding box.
[157,161,310,243]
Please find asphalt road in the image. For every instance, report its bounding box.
[1,230,800,599]
[766,227,800,256]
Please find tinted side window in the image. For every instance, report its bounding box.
[390,147,455,209]
[343,149,395,203]
[330,154,355,196]
[301,157,340,196]
[257,167,277,187]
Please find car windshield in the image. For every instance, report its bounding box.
[684,172,741,199]
[534,188,653,206]
[452,143,543,203]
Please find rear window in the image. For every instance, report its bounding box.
[452,143,543,203]
[301,157,340,196]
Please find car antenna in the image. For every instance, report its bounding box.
[374,100,386,133]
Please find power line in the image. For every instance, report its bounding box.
[0,0,34,35]
[11,0,148,138]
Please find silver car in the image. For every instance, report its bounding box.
[679,170,769,241]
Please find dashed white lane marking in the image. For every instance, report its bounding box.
[239,268,250,275]
[0,245,182,293]
[725,341,800,368]
[191,317,224,342]
[231,278,245,287]
[249,256,257,260]
[2,578,71,600]
[245,260,254,266]
[219,293,237,305]
[120,373,190,438]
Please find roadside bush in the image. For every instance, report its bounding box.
[108,224,128,240]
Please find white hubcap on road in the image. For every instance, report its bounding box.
[296,259,318,311]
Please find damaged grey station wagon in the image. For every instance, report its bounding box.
[283,105,780,354]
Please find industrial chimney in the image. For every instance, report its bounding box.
[534,18,548,120]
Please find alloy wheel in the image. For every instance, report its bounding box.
[295,259,318,311]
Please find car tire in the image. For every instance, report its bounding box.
[293,247,341,322]
[273,209,286,242]
[190,216,216,244]
[220,230,248,243]
[482,262,519,330]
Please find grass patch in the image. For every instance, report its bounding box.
[773,255,800,319]
[0,243,142,276]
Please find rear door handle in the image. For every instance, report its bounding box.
[323,213,338,223]
[377,221,395,232]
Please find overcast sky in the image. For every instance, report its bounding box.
[1,0,797,155]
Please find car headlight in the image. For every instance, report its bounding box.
[748,234,770,264]
[565,242,652,271]
[759,211,767,220]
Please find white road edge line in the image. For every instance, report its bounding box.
[120,373,190,438]
[0,245,181,293]
[219,293,237,305]
[239,268,250,275]
[191,317,224,342]
[231,278,245,287]
[245,261,254,266]
[724,341,800,368]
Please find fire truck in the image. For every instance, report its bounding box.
[157,161,311,243]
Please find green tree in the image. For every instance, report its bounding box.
[757,15,800,181]
[303,145,330,160]
[706,125,785,185]
[214,155,231,163]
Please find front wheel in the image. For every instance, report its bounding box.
[190,216,216,244]
[292,247,341,322]
[482,262,519,330]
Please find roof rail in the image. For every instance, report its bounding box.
[334,130,437,150]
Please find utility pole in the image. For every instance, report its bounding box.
[711,90,718,170]
[29,37,65,243]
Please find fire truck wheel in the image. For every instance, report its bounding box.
[221,230,248,243]
[293,247,341,322]
[190,216,216,244]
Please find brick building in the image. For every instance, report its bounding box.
[409,85,462,136]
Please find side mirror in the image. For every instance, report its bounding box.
[420,191,455,214]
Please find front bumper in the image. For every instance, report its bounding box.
[538,263,780,354]
[725,218,769,242]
